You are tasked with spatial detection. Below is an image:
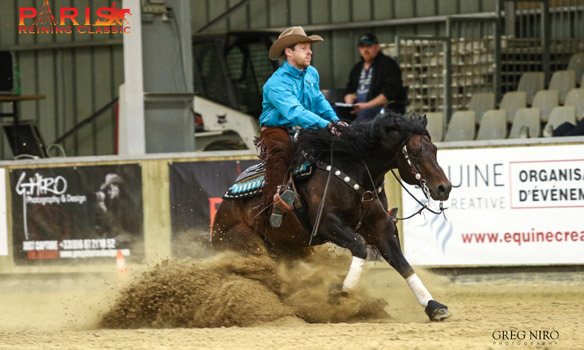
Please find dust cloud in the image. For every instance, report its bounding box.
[100,246,390,328]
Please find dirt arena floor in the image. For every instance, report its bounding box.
[1,247,583,350]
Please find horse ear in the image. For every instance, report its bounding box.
[421,114,428,128]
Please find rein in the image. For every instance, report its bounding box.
[309,143,333,245]
[308,142,384,244]
[308,133,446,243]
[389,168,445,219]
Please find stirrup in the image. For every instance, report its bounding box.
[270,189,295,228]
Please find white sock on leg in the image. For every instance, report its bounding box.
[342,256,366,290]
[406,273,433,307]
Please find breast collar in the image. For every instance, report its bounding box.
[315,160,384,202]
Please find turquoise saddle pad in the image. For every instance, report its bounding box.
[223,162,313,199]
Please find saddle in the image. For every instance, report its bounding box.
[223,159,385,232]
[222,161,314,200]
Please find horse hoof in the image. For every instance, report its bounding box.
[425,300,452,322]
[328,283,349,303]
[328,283,345,294]
[430,307,452,322]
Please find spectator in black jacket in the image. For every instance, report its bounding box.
[340,33,406,122]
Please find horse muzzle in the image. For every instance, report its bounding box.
[432,182,451,201]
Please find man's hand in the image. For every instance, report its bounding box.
[328,121,349,136]
[96,191,107,212]
[344,94,357,104]
[350,102,369,114]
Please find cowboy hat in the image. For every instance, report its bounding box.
[100,173,123,190]
[268,26,323,60]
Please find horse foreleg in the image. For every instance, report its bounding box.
[385,245,451,321]
[342,256,366,290]
[362,219,452,321]
[317,216,368,291]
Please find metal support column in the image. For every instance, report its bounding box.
[494,5,504,103]
[541,0,552,83]
[444,20,453,125]
[119,0,195,154]
[120,0,146,154]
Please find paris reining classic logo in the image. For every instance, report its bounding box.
[19,0,132,35]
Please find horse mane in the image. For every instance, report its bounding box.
[292,112,428,164]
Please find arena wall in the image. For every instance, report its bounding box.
[0,150,257,274]
[1,136,582,274]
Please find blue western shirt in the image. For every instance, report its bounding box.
[260,61,339,129]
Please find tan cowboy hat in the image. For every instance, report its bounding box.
[268,26,323,60]
[100,173,123,190]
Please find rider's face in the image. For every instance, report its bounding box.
[286,42,312,70]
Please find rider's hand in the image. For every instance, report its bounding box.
[328,121,348,136]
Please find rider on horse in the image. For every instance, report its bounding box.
[259,26,347,227]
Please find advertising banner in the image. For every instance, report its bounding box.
[402,144,584,266]
[10,164,143,264]
[0,169,7,256]
[168,160,258,257]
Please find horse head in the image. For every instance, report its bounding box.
[395,114,451,201]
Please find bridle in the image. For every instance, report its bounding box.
[401,143,432,200]
[387,135,447,220]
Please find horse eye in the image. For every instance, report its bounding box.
[411,149,421,157]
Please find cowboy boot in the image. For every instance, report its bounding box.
[270,187,295,228]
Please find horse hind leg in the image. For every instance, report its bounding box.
[213,222,268,256]
[212,202,268,256]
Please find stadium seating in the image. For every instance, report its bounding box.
[548,70,576,104]
[543,106,577,137]
[500,91,527,123]
[567,53,584,86]
[476,110,507,140]
[468,92,495,124]
[517,72,544,105]
[531,89,559,122]
[444,111,475,141]
[564,88,584,119]
[509,108,541,138]
[419,55,584,141]
[425,112,444,141]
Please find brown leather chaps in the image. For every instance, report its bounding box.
[259,127,292,208]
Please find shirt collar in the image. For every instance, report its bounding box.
[283,61,307,78]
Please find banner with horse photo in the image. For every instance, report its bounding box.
[402,144,584,266]
[168,159,258,258]
[10,164,144,265]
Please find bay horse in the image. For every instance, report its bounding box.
[211,113,452,321]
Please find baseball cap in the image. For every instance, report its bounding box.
[358,33,378,45]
